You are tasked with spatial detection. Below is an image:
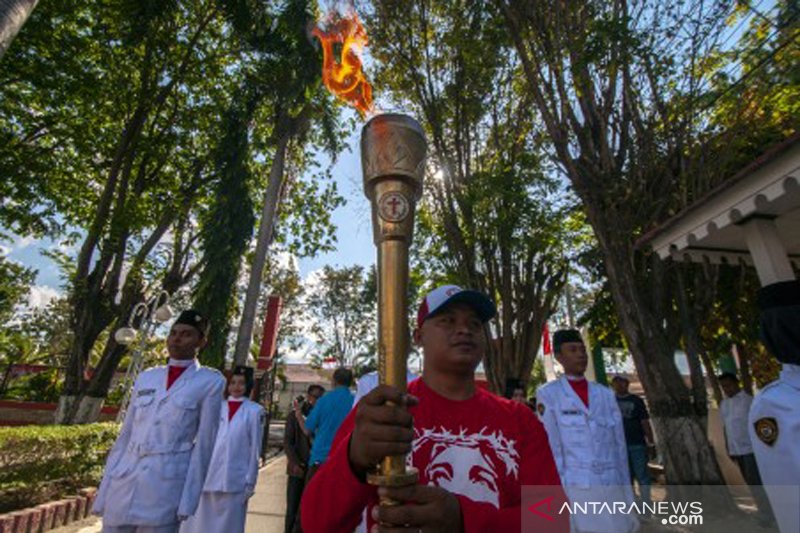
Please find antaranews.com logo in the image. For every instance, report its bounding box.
[523,486,709,532]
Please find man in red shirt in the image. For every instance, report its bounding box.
[300,285,565,532]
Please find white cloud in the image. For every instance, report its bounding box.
[272,249,299,271]
[28,285,61,309]
[12,235,38,250]
[302,267,325,292]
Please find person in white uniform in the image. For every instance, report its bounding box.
[93,310,225,533]
[718,372,774,525]
[748,280,800,533]
[181,365,265,533]
[537,329,638,533]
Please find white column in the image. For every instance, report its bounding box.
[741,217,796,286]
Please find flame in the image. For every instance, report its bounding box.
[312,12,374,118]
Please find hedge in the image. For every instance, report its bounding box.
[0,422,120,513]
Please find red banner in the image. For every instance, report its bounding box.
[542,322,552,355]
[257,295,282,370]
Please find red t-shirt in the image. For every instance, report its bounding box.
[300,378,565,532]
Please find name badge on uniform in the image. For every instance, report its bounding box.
[137,388,156,397]
[561,409,581,416]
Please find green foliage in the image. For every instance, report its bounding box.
[13,297,73,368]
[305,265,376,371]
[2,0,346,403]
[0,422,119,513]
[194,90,259,369]
[193,0,345,367]
[370,0,572,391]
[0,0,234,237]
[3,369,62,403]
[0,332,47,396]
[0,255,35,322]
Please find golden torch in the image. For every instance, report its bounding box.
[361,114,427,493]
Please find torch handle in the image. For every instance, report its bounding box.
[360,113,427,507]
[367,239,418,496]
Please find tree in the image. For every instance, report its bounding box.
[252,249,307,358]
[368,0,571,393]
[2,0,345,422]
[0,254,35,322]
[2,0,243,422]
[0,0,38,60]
[196,0,345,368]
[192,86,259,369]
[494,0,767,489]
[230,0,346,367]
[0,331,42,395]
[304,265,376,371]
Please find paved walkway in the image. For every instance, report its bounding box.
[57,454,290,533]
[245,454,288,533]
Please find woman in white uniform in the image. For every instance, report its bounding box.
[181,366,265,533]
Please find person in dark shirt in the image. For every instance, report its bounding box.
[283,385,324,533]
[612,375,655,506]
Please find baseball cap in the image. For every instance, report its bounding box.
[416,285,496,329]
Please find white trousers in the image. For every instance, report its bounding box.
[179,491,248,533]
[103,524,179,533]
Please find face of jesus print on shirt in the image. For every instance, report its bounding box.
[410,426,520,509]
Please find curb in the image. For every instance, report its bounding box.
[259,449,283,471]
[0,489,96,533]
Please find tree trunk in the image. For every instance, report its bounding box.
[702,349,723,406]
[735,343,754,395]
[56,293,113,423]
[588,207,729,492]
[232,132,290,367]
[676,268,709,426]
[0,0,38,60]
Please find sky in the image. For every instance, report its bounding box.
[297,116,377,275]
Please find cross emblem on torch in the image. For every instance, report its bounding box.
[378,192,410,222]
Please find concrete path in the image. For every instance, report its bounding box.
[245,454,288,533]
[55,454,289,533]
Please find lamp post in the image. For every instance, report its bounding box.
[115,290,173,421]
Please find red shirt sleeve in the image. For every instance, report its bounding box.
[456,404,569,533]
[299,409,377,532]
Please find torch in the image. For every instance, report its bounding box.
[361,113,427,496]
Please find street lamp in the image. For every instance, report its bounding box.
[115,290,172,421]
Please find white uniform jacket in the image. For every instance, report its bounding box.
[93,360,225,526]
[537,377,637,533]
[748,363,800,533]
[202,398,265,494]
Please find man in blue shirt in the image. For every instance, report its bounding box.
[294,367,354,480]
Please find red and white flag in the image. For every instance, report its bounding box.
[542,322,552,355]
